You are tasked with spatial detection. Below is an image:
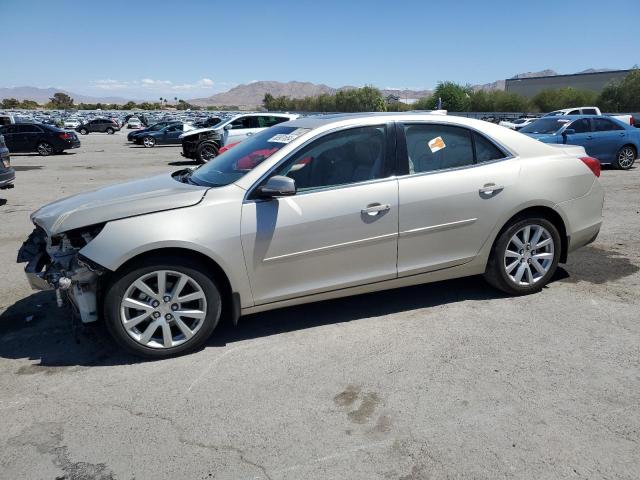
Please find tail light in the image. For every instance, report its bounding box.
[631,115,635,126]
[59,132,72,140]
[580,156,601,177]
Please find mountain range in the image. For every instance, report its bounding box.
[0,86,135,105]
[0,69,620,108]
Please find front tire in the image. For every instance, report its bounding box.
[143,136,156,148]
[484,217,561,295]
[37,142,54,156]
[196,142,219,163]
[613,145,636,170]
[79,128,88,135]
[104,256,222,358]
[106,127,115,135]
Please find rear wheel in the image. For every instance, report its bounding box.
[143,136,156,148]
[104,256,222,358]
[613,145,636,170]
[196,142,218,163]
[106,127,115,135]
[36,142,54,156]
[79,128,88,135]
[484,217,561,295]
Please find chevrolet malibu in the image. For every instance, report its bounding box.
[18,113,604,358]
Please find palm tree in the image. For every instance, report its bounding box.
[174,96,178,105]
[159,97,163,109]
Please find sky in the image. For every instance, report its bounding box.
[2,0,639,100]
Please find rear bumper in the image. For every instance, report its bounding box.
[557,180,605,253]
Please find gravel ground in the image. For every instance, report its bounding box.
[0,131,638,480]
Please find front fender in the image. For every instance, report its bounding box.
[79,187,254,308]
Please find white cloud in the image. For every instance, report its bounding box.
[93,79,129,90]
[88,77,219,99]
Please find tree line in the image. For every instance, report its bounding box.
[263,70,640,113]
[4,70,640,114]
[1,92,205,111]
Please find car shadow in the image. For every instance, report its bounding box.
[0,245,636,367]
[11,153,76,158]
[168,160,198,166]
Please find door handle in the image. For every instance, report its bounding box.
[361,203,391,216]
[479,183,504,195]
[246,132,254,136]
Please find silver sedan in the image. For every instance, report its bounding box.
[18,113,604,358]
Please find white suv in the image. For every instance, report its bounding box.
[180,113,298,163]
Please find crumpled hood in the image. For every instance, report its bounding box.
[32,173,208,236]
[179,126,222,139]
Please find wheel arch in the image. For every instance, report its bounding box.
[492,205,569,263]
[102,247,239,325]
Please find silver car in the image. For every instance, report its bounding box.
[18,113,604,358]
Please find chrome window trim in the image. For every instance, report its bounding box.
[244,123,394,203]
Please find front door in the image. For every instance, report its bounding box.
[562,118,593,155]
[397,122,520,276]
[241,124,398,305]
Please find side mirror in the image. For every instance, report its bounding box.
[563,128,576,136]
[224,124,233,131]
[256,175,296,198]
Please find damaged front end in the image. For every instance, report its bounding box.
[17,224,107,323]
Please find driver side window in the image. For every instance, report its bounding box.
[274,126,387,192]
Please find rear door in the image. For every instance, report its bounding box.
[397,122,520,276]
[590,117,626,162]
[21,124,44,151]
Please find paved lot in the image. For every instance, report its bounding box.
[0,131,639,480]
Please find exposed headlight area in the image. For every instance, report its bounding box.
[17,223,107,323]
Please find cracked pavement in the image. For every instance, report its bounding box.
[1,132,639,479]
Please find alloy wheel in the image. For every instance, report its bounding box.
[200,144,217,162]
[503,224,554,286]
[120,270,207,349]
[617,146,636,169]
[37,143,53,156]
[143,137,155,147]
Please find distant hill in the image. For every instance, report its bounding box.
[0,86,133,104]
[1,68,627,108]
[190,80,433,108]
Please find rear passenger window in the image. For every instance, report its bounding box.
[582,108,598,115]
[594,118,623,131]
[403,124,474,173]
[473,133,506,162]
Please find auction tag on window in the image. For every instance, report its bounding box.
[268,128,310,144]
[428,136,446,153]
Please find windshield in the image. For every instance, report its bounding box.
[190,125,305,187]
[520,118,569,134]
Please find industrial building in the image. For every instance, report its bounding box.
[505,69,632,98]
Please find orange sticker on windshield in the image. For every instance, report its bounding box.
[428,136,446,153]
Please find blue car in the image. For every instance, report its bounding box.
[520,115,638,169]
[127,121,181,142]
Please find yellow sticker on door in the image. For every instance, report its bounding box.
[428,136,446,153]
